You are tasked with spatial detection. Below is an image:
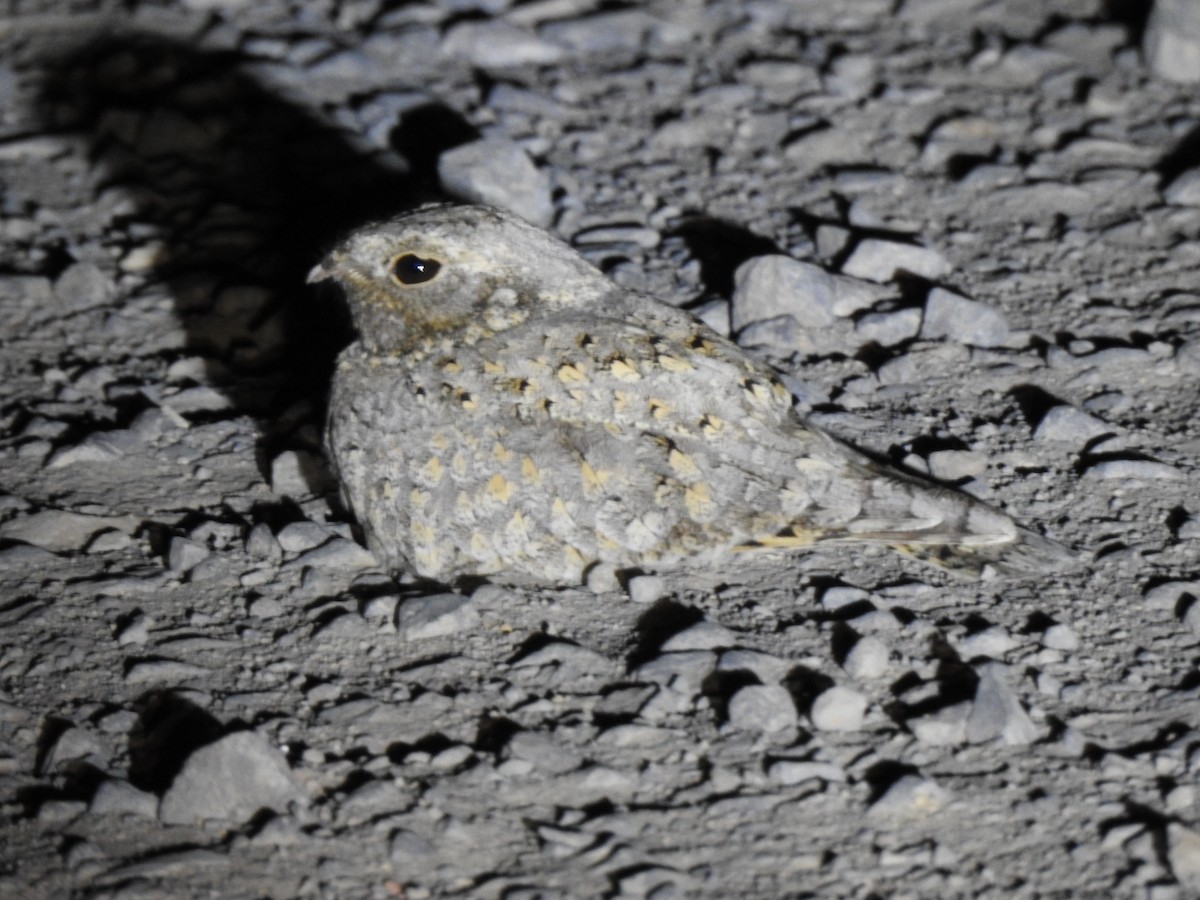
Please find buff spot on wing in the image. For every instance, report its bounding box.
[610,357,641,382]
[699,414,725,438]
[521,455,541,483]
[419,456,444,485]
[488,473,515,502]
[557,363,587,384]
[685,482,712,517]
[492,442,514,464]
[581,461,611,495]
[668,447,700,479]
[657,353,693,373]
[648,399,672,420]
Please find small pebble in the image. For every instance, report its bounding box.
[921,287,1010,347]
[726,684,798,733]
[627,574,666,604]
[841,238,950,283]
[438,138,554,227]
[842,635,889,679]
[396,592,479,640]
[1041,623,1080,652]
[868,774,950,817]
[809,685,868,732]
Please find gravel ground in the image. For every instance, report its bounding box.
[2,1,1200,897]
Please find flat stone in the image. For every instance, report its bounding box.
[869,774,950,818]
[397,592,479,640]
[159,731,308,825]
[809,685,868,731]
[842,635,890,679]
[1034,406,1113,443]
[734,254,882,331]
[442,20,563,68]
[966,663,1040,745]
[726,684,798,733]
[0,510,139,553]
[921,287,1010,347]
[438,138,554,227]
[842,238,950,283]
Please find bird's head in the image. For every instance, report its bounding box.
[309,203,611,353]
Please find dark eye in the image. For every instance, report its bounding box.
[390,254,441,285]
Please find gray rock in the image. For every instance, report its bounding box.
[868,774,950,817]
[691,299,731,337]
[908,701,971,746]
[540,10,672,55]
[842,635,890,679]
[442,21,563,68]
[809,685,868,731]
[276,521,340,553]
[90,779,158,818]
[1087,459,1183,480]
[504,731,584,774]
[1041,623,1080,652]
[726,684,798,733]
[1145,0,1200,83]
[966,663,1040,745]
[1167,822,1200,889]
[855,308,921,345]
[159,731,308,825]
[926,450,987,481]
[396,592,479,640]
[635,651,716,692]
[957,626,1015,659]
[573,224,660,249]
[270,450,328,497]
[1165,168,1200,206]
[167,537,209,573]
[732,255,883,333]
[41,726,107,775]
[0,510,138,553]
[660,621,740,652]
[717,649,790,684]
[1034,406,1113,443]
[53,262,112,312]
[244,523,283,562]
[841,238,950,283]
[626,574,667,604]
[921,287,1010,347]
[291,537,377,572]
[438,138,554,227]
[767,759,847,785]
[389,829,437,866]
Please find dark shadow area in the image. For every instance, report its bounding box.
[1007,384,1061,429]
[35,33,463,474]
[669,216,780,298]
[127,690,224,794]
[1157,120,1200,184]
[1103,0,1151,42]
[623,599,705,670]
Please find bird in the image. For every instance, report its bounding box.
[309,203,1076,588]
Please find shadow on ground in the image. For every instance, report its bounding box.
[34,33,470,472]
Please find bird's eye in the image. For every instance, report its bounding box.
[390,254,441,285]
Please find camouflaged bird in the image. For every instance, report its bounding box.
[310,203,1075,587]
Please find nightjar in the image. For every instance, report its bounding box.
[310,203,1075,587]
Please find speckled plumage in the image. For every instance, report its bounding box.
[312,204,1074,587]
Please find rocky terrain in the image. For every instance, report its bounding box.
[1,0,1200,897]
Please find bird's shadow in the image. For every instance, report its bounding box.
[33,32,473,481]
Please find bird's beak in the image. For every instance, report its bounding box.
[307,259,335,284]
